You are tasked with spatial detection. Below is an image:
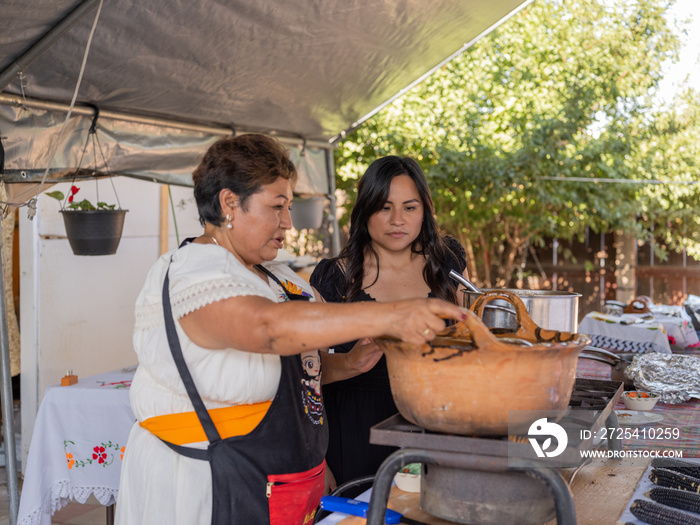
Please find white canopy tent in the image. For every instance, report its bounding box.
[1,0,532,189]
[2,0,530,142]
[0,0,531,521]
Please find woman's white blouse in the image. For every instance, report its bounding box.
[130,243,312,421]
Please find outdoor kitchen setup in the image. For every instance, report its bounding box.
[314,289,700,525]
[357,291,623,525]
[367,378,624,525]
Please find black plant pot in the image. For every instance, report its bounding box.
[60,210,128,256]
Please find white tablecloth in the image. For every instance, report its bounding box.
[649,304,700,348]
[17,367,136,525]
[579,312,672,354]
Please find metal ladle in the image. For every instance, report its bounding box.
[448,270,518,318]
[448,270,481,293]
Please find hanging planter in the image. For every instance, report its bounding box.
[290,195,326,230]
[47,185,129,256]
[44,112,128,256]
[60,209,128,256]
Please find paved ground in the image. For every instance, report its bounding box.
[0,468,106,525]
[0,467,16,525]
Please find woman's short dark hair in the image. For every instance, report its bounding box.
[338,156,462,303]
[192,133,297,226]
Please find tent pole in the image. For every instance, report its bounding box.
[0,222,18,525]
[159,185,169,255]
[0,0,101,90]
[0,94,331,151]
[324,148,340,256]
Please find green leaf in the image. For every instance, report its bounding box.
[44,191,65,202]
[67,199,97,211]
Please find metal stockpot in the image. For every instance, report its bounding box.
[463,289,581,332]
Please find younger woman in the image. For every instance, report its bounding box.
[310,156,469,487]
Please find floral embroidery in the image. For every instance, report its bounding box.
[64,439,122,468]
[282,281,312,298]
[93,446,107,464]
[97,380,132,389]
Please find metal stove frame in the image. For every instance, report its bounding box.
[366,378,625,525]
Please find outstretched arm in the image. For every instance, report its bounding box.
[179,294,466,356]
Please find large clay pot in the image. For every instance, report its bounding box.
[376,293,590,436]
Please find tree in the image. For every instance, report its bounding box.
[335,0,700,287]
[632,89,700,259]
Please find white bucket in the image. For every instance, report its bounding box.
[290,196,326,229]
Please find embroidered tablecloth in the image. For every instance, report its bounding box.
[579,312,672,354]
[17,367,136,525]
[648,304,700,348]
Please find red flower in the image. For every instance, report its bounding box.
[93,445,107,464]
[67,186,79,204]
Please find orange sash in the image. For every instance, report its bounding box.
[140,401,272,445]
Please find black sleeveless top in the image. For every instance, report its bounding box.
[308,235,467,485]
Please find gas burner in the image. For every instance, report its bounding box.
[366,378,624,525]
[568,378,621,409]
[371,379,623,453]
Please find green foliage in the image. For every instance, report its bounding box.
[44,191,65,202]
[335,0,700,286]
[44,191,117,211]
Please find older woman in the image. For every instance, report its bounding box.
[310,155,470,488]
[115,135,465,525]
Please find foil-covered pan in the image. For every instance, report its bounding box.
[625,353,700,403]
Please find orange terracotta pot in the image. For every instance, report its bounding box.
[376,293,590,436]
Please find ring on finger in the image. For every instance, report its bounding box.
[423,328,431,336]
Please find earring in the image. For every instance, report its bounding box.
[226,214,233,230]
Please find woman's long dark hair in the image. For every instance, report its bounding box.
[336,156,460,304]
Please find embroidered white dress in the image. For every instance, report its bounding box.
[115,243,315,524]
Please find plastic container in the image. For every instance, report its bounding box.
[394,463,421,493]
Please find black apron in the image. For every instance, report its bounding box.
[160,255,328,525]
